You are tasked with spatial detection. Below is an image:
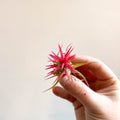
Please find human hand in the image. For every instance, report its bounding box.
[52,54,120,120]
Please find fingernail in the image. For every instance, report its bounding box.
[60,76,70,88]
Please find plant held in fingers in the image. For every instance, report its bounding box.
[44,44,90,92]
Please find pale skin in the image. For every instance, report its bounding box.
[52,54,120,120]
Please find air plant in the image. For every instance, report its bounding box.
[44,44,90,91]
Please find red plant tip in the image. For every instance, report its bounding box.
[46,44,75,81]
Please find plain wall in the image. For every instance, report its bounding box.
[0,0,120,120]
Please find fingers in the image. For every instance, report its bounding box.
[52,86,76,103]
[59,75,99,108]
[53,86,86,120]
[52,86,84,108]
[72,54,119,81]
[52,86,83,108]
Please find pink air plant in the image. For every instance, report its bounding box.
[45,44,90,91]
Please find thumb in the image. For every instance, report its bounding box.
[60,75,99,108]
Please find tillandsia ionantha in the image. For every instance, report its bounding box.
[44,44,90,92]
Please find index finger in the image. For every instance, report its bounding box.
[72,54,119,81]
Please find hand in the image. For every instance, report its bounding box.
[52,54,120,120]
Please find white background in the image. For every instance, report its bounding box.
[0,0,120,120]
